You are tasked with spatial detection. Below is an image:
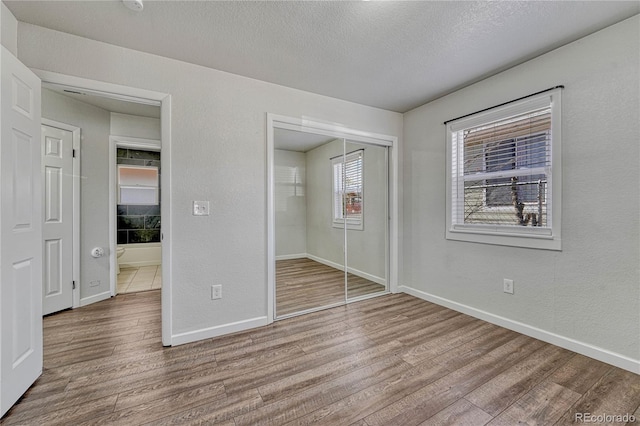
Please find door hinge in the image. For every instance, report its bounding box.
[72,280,76,290]
[72,149,76,158]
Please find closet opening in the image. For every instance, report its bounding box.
[267,114,398,320]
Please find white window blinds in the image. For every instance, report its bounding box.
[457,107,551,227]
[332,150,363,228]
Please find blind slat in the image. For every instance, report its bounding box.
[463,109,551,146]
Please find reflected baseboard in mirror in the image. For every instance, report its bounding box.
[276,258,384,317]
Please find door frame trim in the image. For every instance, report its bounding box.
[41,119,81,309]
[33,69,173,346]
[109,136,161,298]
[266,113,399,322]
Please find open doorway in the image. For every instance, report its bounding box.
[110,136,162,295]
[36,70,172,346]
[42,83,162,301]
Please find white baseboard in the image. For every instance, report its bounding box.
[79,290,111,307]
[275,253,307,261]
[399,285,640,375]
[306,253,386,286]
[120,260,162,267]
[170,316,269,346]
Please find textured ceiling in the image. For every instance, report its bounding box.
[6,1,639,113]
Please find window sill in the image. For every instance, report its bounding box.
[332,221,364,231]
[446,226,561,250]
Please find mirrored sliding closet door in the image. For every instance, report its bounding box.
[274,130,389,319]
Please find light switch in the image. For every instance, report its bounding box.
[193,200,210,216]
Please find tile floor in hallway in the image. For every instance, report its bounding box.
[117,265,162,294]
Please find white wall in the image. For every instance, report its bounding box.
[274,149,307,258]
[402,16,639,369]
[41,88,112,302]
[345,141,387,282]
[17,23,403,337]
[0,2,18,56]
[110,112,161,140]
[306,140,343,267]
[306,139,387,281]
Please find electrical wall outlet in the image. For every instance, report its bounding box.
[211,285,222,300]
[503,279,514,294]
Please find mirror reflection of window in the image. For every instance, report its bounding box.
[275,165,305,212]
[331,149,363,230]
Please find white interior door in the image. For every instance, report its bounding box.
[42,125,73,315]
[0,46,43,417]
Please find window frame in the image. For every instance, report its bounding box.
[445,88,562,250]
[331,149,364,230]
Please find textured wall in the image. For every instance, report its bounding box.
[18,23,403,335]
[41,88,112,301]
[110,112,161,140]
[402,16,639,361]
[274,149,307,257]
[306,139,387,281]
[1,2,18,56]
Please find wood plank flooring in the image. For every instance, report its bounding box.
[276,258,385,316]
[2,290,639,425]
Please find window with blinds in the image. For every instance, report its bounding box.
[332,150,364,230]
[460,108,550,226]
[446,88,562,250]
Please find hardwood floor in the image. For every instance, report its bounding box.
[276,258,386,316]
[2,291,639,425]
